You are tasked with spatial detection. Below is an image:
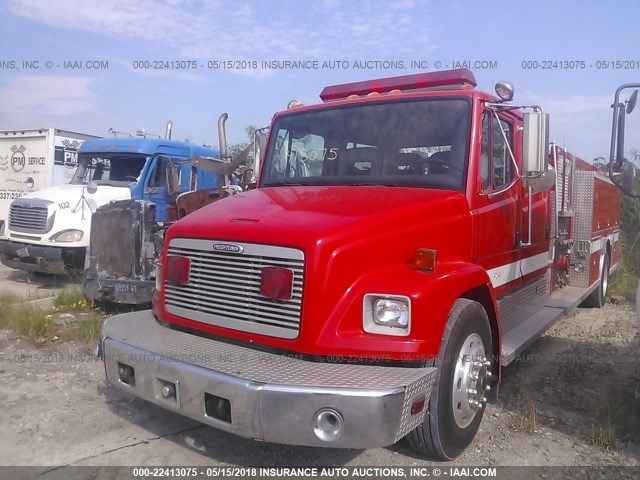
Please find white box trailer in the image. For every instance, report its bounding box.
[0,128,100,236]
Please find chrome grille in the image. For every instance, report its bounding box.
[165,238,304,339]
[9,204,50,233]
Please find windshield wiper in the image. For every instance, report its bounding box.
[264,181,306,186]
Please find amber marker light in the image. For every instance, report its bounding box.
[416,248,437,272]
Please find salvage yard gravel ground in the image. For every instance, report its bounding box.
[0,303,639,470]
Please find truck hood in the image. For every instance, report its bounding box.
[170,185,469,254]
[20,184,132,209]
[164,185,473,353]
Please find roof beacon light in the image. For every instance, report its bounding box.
[319,68,477,102]
[495,81,514,102]
[287,99,304,109]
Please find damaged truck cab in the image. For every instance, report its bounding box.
[84,115,256,305]
[98,70,631,460]
[0,126,220,276]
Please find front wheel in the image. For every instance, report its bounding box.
[407,299,493,460]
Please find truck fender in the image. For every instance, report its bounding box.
[321,261,500,366]
[409,260,500,368]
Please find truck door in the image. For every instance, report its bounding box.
[143,156,189,222]
[519,171,551,282]
[475,111,523,296]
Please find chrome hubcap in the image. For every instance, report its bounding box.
[601,260,608,298]
[452,333,492,429]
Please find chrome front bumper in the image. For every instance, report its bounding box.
[100,311,437,449]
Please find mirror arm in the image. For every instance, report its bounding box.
[487,177,521,199]
[610,102,623,171]
[489,109,520,178]
[615,108,627,167]
[609,83,640,166]
[608,84,640,197]
[519,185,534,247]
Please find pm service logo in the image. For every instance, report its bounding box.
[211,243,244,254]
[10,145,26,172]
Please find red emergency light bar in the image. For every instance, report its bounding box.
[319,68,477,102]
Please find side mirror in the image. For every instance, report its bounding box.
[523,112,550,174]
[527,166,556,193]
[86,181,98,194]
[253,127,269,182]
[166,161,180,195]
[627,89,638,114]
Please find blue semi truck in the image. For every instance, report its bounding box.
[82,115,256,305]
[0,118,240,304]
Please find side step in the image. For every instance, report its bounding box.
[501,306,565,365]
[544,285,595,315]
[501,285,592,366]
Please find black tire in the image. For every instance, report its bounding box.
[581,251,610,308]
[407,299,492,460]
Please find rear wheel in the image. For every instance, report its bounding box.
[582,251,610,308]
[407,299,493,460]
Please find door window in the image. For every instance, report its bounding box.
[480,112,515,191]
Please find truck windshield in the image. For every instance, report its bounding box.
[71,153,148,186]
[261,98,471,192]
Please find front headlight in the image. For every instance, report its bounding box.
[49,229,84,243]
[374,299,409,328]
[363,294,411,336]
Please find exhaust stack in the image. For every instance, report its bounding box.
[165,121,173,140]
[218,113,229,160]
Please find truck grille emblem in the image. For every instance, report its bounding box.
[211,243,244,254]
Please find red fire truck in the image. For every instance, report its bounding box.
[96,70,638,460]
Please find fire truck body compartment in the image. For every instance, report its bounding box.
[570,170,620,288]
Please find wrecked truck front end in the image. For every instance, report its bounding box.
[84,199,163,305]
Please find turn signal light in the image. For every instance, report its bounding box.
[260,266,293,300]
[165,255,190,285]
[416,248,437,272]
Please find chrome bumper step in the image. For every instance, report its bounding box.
[101,311,437,448]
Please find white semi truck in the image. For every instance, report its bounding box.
[0,128,100,237]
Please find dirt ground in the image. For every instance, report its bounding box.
[0,301,639,470]
[0,264,71,298]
